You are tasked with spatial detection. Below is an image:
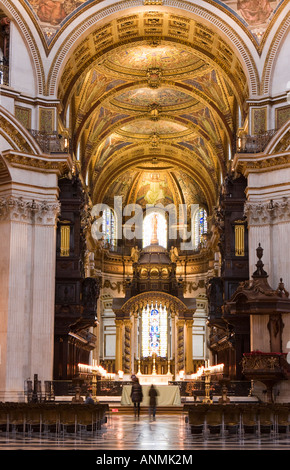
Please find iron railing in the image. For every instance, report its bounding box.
[28,129,70,154]
[0,63,9,86]
[236,129,278,154]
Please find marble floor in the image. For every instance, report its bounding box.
[0,412,290,453]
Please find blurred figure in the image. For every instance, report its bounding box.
[130,376,143,418]
[85,391,95,404]
[148,384,158,421]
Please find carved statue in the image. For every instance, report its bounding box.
[82,277,99,313]
[131,245,140,263]
[151,213,159,244]
[170,246,179,263]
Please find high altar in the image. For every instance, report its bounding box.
[112,215,196,379]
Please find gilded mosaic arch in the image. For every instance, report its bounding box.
[81,117,224,179]
[19,0,279,52]
[57,33,248,109]
[45,2,258,98]
[120,291,191,315]
[72,79,233,148]
[90,149,217,211]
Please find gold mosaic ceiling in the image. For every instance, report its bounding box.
[60,11,249,213]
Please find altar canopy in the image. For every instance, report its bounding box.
[121,385,181,406]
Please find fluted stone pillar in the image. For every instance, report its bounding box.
[245,198,290,354]
[0,150,69,401]
[244,198,290,288]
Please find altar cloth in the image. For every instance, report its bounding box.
[121,384,181,406]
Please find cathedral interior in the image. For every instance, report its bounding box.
[0,0,290,451]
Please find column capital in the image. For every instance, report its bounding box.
[245,197,290,225]
[0,195,60,225]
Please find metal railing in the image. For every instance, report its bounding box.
[236,129,278,154]
[0,63,9,86]
[28,129,70,154]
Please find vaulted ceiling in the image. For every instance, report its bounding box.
[59,11,249,213]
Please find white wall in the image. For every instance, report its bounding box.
[270,28,290,98]
[9,22,37,97]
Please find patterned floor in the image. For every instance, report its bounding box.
[0,413,290,452]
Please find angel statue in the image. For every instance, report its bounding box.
[170,246,179,263]
[131,245,140,263]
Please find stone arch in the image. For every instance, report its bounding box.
[0,105,42,154]
[264,118,290,154]
[120,291,190,316]
[261,4,290,96]
[46,0,259,98]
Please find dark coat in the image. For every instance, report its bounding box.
[130,381,143,403]
[149,385,158,407]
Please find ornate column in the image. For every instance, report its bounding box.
[123,319,132,375]
[176,319,185,374]
[244,197,290,289]
[0,150,70,401]
[185,319,194,374]
[0,196,60,400]
[115,319,124,373]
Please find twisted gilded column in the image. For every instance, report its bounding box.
[115,319,124,373]
[185,319,194,374]
[123,319,132,375]
[176,319,185,373]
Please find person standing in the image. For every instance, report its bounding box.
[148,384,158,421]
[130,376,143,418]
[85,391,95,404]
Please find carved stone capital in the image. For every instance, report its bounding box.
[244,197,290,225]
[0,195,60,225]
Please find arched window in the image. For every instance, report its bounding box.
[143,211,167,248]
[141,302,168,357]
[193,207,207,248]
[102,207,116,246]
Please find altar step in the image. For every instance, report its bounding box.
[108,405,184,415]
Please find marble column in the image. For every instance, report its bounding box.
[244,198,290,288]
[245,197,290,353]
[0,150,70,401]
[0,196,60,401]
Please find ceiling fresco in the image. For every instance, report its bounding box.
[24,0,285,44]
[104,44,205,72]
[113,88,197,109]
[43,8,264,214]
[63,23,244,211]
[119,119,190,136]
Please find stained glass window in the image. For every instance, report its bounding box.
[102,208,116,246]
[194,208,207,248]
[141,303,167,357]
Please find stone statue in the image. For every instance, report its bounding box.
[170,246,179,263]
[151,213,159,245]
[131,245,140,263]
